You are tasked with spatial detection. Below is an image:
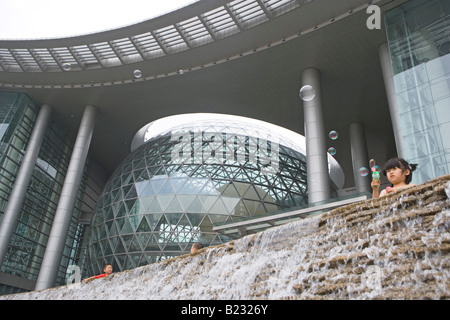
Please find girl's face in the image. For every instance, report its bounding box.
[386,167,410,185]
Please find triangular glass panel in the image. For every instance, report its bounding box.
[151,177,168,194]
[140,181,155,197]
[139,169,151,182]
[112,188,124,203]
[121,173,133,186]
[186,212,205,227]
[128,236,142,252]
[233,199,249,217]
[124,199,137,212]
[138,196,155,213]
[128,214,140,231]
[116,202,127,219]
[124,185,138,200]
[157,194,175,211]
[243,185,260,200]
[177,194,196,211]
[199,181,219,195]
[105,207,114,222]
[165,212,182,226]
[114,254,126,270]
[121,218,134,234]
[121,185,132,201]
[115,217,126,232]
[144,234,162,252]
[199,214,213,232]
[219,182,240,198]
[109,236,118,251]
[208,197,228,214]
[136,235,150,256]
[115,238,126,254]
[121,162,132,175]
[121,234,133,250]
[133,158,146,171]
[147,213,163,230]
[127,253,140,269]
[220,196,240,214]
[158,179,175,194]
[253,202,267,216]
[186,196,204,213]
[179,179,199,194]
[104,219,113,233]
[177,213,192,228]
[198,195,217,213]
[165,196,183,213]
[136,217,151,232]
[133,169,146,182]
[104,239,113,256]
[155,214,170,232]
[109,221,119,237]
[147,197,163,213]
[169,177,188,193]
[233,182,251,198]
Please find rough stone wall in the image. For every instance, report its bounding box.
[2,175,449,300]
[292,174,450,299]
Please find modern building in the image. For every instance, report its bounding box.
[87,113,344,275]
[0,0,448,294]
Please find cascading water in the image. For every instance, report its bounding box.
[2,175,450,300]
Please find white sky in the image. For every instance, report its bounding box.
[0,0,197,40]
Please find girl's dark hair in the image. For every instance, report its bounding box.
[382,157,417,184]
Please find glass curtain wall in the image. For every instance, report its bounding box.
[0,91,87,294]
[385,0,450,183]
[88,129,309,275]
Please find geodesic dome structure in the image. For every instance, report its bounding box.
[87,114,344,274]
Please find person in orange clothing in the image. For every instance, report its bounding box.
[82,264,113,283]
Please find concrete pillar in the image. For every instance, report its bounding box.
[349,123,370,194]
[301,68,330,204]
[379,43,404,158]
[35,105,97,290]
[0,104,52,268]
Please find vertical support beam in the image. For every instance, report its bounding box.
[0,104,52,268]
[301,68,330,204]
[35,105,97,291]
[378,43,404,158]
[349,122,370,194]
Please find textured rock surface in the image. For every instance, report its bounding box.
[2,175,449,300]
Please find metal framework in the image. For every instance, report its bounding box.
[87,114,335,275]
[0,0,306,73]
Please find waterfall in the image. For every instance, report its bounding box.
[2,175,449,300]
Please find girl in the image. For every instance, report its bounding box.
[372,157,417,198]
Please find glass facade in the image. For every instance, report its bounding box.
[385,0,450,183]
[0,91,88,295]
[87,114,344,275]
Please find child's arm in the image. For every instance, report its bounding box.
[371,178,380,198]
